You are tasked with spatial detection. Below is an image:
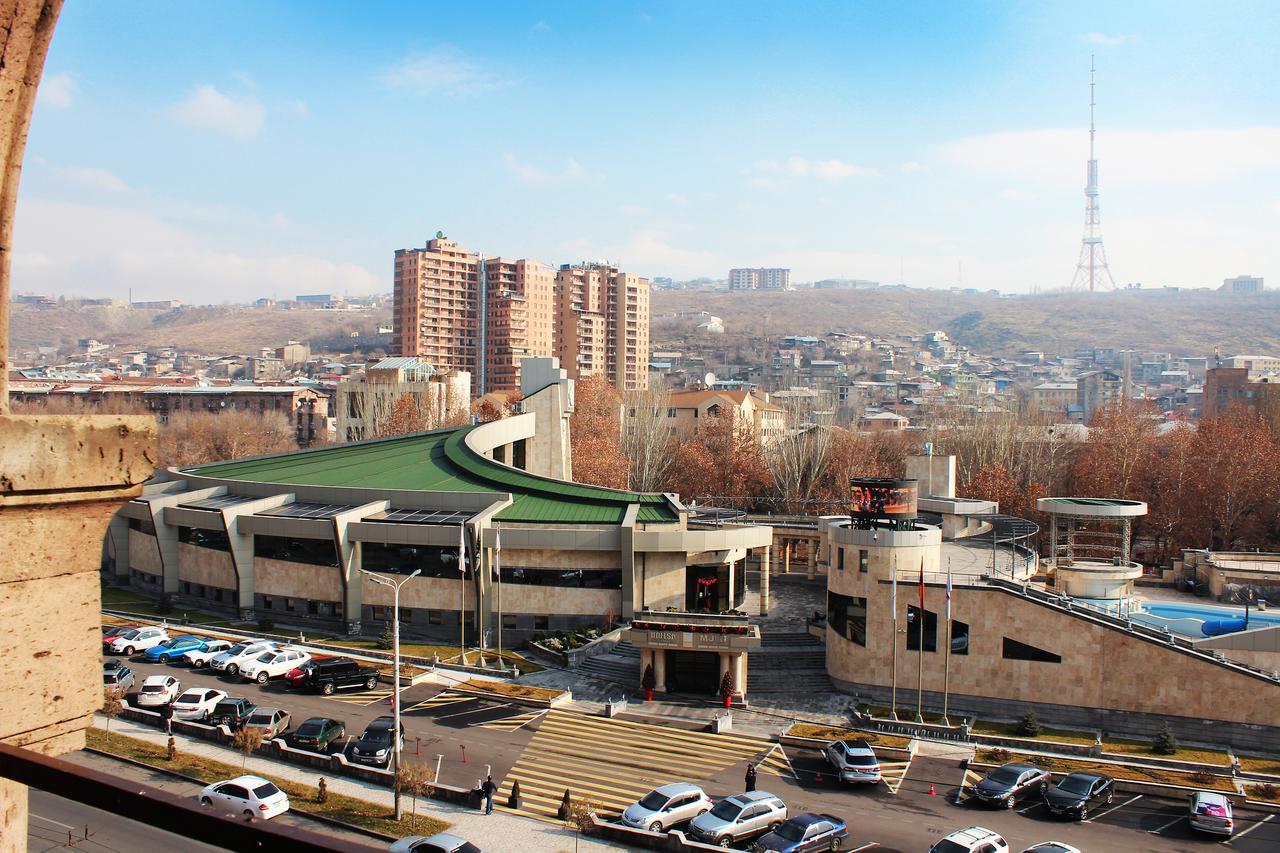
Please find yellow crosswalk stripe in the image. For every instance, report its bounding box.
[956,768,984,801]
[879,760,911,794]
[404,692,472,712]
[326,689,393,706]
[497,710,777,821]
[469,709,547,730]
[756,743,798,780]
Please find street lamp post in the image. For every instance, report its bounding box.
[361,567,420,821]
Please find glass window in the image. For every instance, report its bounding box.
[361,542,468,579]
[179,526,230,551]
[859,550,869,573]
[534,615,549,631]
[837,548,845,572]
[254,534,339,568]
[307,600,319,615]
[497,567,621,589]
[1002,637,1061,663]
[827,591,867,646]
[906,605,937,652]
[262,595,274,610]
[502,615,518,629]
[285,598,296,612]
[428,610,442,625]
[951,619,970,655]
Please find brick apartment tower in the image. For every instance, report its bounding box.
[484,257,556,393]
[554,262,650,391]
[394,235,480,375]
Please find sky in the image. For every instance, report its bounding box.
[13,1,1280,302]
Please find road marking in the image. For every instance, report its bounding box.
[326,688,393,706]
[30,813,76,831]
[851,845,880,853]
[404,692,473,713]
[955,768,983,803]
[1232,813,1275,839]
[436,702,510,722]
[469,709,548,730]
[1086,793,1142,823]
[879,760,911,794]
[1017,800,1044,814]
[757,743,799,780]
[1149,814,1187,834]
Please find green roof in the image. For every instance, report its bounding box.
[185,427,677,525]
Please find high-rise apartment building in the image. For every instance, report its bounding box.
[394,237,648,393]
[729,267,792,290]
[555,262,650,391]
[1221,274,1264,295]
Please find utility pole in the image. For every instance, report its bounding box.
[361,568,420,821]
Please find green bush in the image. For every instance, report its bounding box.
[156,596,173,616]
[1153,722,1178,755]
[376,626,394,650]
[1015,708,1042,737]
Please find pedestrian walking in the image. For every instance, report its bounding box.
[745,762,757,792]
[482,775,496,814]
[161,703,173,735]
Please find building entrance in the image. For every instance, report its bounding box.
[665,650,719,695]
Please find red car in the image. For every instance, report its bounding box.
[285,654,330,686]
[102,625,137,650]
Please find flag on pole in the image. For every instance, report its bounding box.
[891,563,897,620]
[492,525,501,582]
[458,524,467,574]
[946,560,952,623]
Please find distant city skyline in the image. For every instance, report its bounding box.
[11,1,1280,302]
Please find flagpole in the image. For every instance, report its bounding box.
[943,558,953,726]
[459,523,467,666]
[495,524,504,671]
[890,558,899,720]
[916,558,925,723]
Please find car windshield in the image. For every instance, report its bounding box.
[103,673,118,683]
[256,652,275,662]
[247,713,273,725]
[847,753,878,765]
[155,639,174,648]
[214,703,237,714]
[252,782,280,798]
[710,800,742,820]
[141,685,163,692]
[1057,774,1095,795]
[930,841,969,853]
[119,630,139,640]
[988,767,1022,785]
[638,791,669,811]
[227,643,249,655]
[775,821,807,842]
[362,729,391,745]
[297,721,322,735]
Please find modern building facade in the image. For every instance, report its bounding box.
[554,262,650,391]
[334,357,471,443]
[1220,275,1264,294]
[729,267,792,291]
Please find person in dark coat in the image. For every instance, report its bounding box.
[160,702,174,735]
[481,775,496,814]
[745,763,757,792]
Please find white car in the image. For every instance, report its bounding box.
[1188,791,1234,836]
[239,647,311,685]
[171,687,228,721]
[825,738,882,783]
[135,674,181,707]
[620,782,713,833]
[198,774,290,821]
[210,640,277,676]
[930,827,1010,853]
[1022,844,1082,853]
[183,639,233,668]
[107,626,169,656]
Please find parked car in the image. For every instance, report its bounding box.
[389,834,482,853]
[1021,844,1081,853]
[971,763,1051,808]
[244,707,292,740]
[211,640,277,676]
[350,716,405,767]
[107,626,169,656]
[688,790,787,846]
[1042,772,1113,820]
[620,782,713,833]
[239,647,311,685]
[198,774,290,821]
[102,625,136,649]
[288,657,381,694]
[292,717,346,752]
[170,687,227,722]
[824,738,882,784]
[103,663,135,694]
[754,812,849,852]
[182,639,233,668]
[210,697,257,729]
[134,674,181,707]
[930,827,1010,853]
[1188,790,1234,836]
[144,635,210,664]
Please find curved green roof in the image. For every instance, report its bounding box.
[185,427,677,525]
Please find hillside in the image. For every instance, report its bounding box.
[652,288,1280,357]
[9,304,392,356]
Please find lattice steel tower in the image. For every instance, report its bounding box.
[1070,55,1116,291]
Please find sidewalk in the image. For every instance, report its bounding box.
[92,714,628,852]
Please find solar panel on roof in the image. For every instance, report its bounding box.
[180,494,262,510]
[259,502,355,519]
[367,508,472,525]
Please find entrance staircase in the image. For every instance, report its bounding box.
[577,639,640,686]
[748,630,832,693]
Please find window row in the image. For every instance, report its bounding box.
[179,526,231,551]
[129,517,157,536]
[256,594,342,619]
[255,534,340,568]
[178,581,233,603]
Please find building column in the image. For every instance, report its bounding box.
[783,540,792,574]
[653,648,667,693]
[726,558,735,611]
[759,546,771,616]
[807,539,817,581]
[718,651,730,692]
[639,647,653,684]
[734,652,748,701]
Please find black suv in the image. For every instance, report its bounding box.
[350,715,404,767]
[210,697,256,730]
[289,657,381,695]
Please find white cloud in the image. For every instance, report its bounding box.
[54,166,129,193]
[753,156,874,180]
[169,85,266,141]
[999,188,1037,202]
[380,49,509,97]
[282,99,310,118]
[12,198,379,303]
[900,161,929,174]
[503,152,588,186]
[937,128,1280,185]
[664,192,689,205]
[38,73,76,109]
[1085,32,1133,46]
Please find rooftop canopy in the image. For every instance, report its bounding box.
[184,426,678,525]
[1036,497,1148,518]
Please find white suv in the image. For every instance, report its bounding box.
[239,648,311,685]
[183,639,233,668]
[211,640,277,676]
[171,687,228,721]
[136,674,181,707]
[107,626,169,656]
[931,827,1010,853]
[825,738,882,783]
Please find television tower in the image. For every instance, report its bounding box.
[1069,55,1116,291]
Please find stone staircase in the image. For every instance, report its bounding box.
[576,639,640,686]
[749,630,832,693]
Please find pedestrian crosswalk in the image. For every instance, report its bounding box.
[326,687,394,706]
[403,691,473,713]
[496,710,788,821]
[957,767,984,803]
[756,743,799,780]
[880,759,911,794]
[469,709,547,731]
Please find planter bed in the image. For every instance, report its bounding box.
[454,679,568,707]
[784,723,911,751]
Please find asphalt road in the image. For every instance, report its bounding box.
[110,651,1280,852]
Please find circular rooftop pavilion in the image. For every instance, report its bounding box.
[1036,497,1148,518]
[1037,497,1147,600]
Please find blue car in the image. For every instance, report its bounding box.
[754,812,849,852]
[145,635,210,664]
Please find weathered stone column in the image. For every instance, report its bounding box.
[758,546,771,616]
[783,539,791,574]
[807,538,817,581]
[653,647,667,692]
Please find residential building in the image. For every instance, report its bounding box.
[1077,369,1123,425]
[1223,354,1280,377]
[1220,274,1264,294]
[275,341,311,365]
[858,411,909,432]
[335,356,471,443]
[1202,367,1280,418]
[1032,381,1078,415]
[296,293,345,307]
[555,261,650,391]
[484,257,556,393]
[131,299,181,310]
[394,235,481,373]
[729,267,792,290]
[655,389,788,445]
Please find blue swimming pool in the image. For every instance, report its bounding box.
[1129,601,1280,637]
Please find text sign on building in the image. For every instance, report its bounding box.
[648,630,688,648]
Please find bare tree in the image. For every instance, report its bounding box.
[232,725,264,770]
[396,762,437,832]
[764,405,833,514]
[621,384,674,492]
[565,796,597,853]
[101,688,124,748]
[159,410,298,468]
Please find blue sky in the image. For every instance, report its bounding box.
[13,1,1280,301]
